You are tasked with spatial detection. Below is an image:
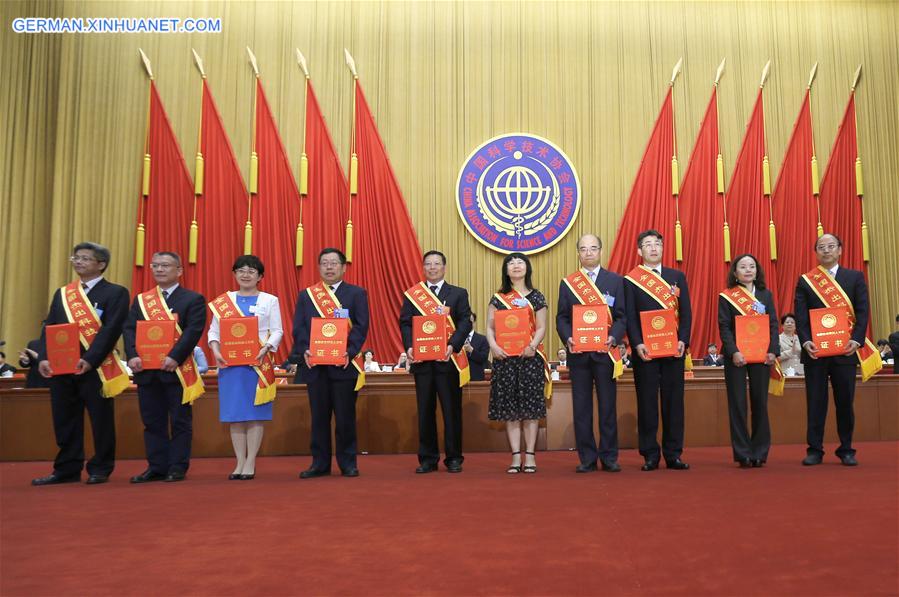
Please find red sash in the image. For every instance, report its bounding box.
[137,288,205,404]
[60,281,130,397]
[209,292,277,405]
[719,285,785,395]
[306,282,365,391]
[562,271,623,379]
[625,265,692,370]
[494,291,551,399]
[403,282,470,387]
[801,266,882,382]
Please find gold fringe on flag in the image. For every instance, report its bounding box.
[671,156,679,196]
[194,153,204,195]
[862,222,870,261]
[762,156,771,196]
[350,153,358,194]
[769,220,778,260]
[723,223,731,263]
[188,220,198,263]
[135,223,145,266]
[855,157,864,196]
[299,153,309,195]
[244,221,253,254]
[810,155,820,195]
[674,220,683,261]
[142,154,151,196]
[345,219,354,262]
[295,223,304,267]
[249,151,259,194]
[716,154,725,194]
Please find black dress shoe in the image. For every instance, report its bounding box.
[31,473,80,486]
[164,471,186,482]
[575,462,597,473]
[738,458,752,468]
[751,459,764,468]
[445,462,463,473]
[299,468,329,479]
[415,464,438,474]
[802,453,823,466]
[86,474,109,485]
[600,460,622,473]
[641,459,659,472]
[130,469,166,484]
[228,473,242,480]
[839,454,858,467]
[341,468,359,477]
[239,473,255,480]
[666,458,690,470]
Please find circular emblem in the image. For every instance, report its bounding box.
[54,330,69,345]
[506,314,520,328]
[321,323,338,338]
[147,325,164,341]
[232,323,247,338]
[820,314,837,329]
[456,133,581,254]
[422,320,438,334]
[582,310,598,324]
[747,321,760,335]
[651,316,666,330]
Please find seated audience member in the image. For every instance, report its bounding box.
[0,351,16,377]
[619,344,632,369]
[363,349,380,373]
[395,352,409,371]
[18,339,50,388]
[703,343,724,366]
[554,348,568,370]
[876,339,892,361]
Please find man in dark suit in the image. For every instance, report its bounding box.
[123,251,206,483]
[464,313,490,381]
[624,229,692,471]
[19,339,50,388]
[795,234,869,466]
[889,315,899,374]
[557,234,627,473]
[291,248,369,478]
[32,242,130,486]
[399,250,472,474]
[703,343,724,366]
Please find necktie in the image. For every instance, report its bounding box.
[161,290,169,300]
[430,285,438,294]
[587,271,595,282]
[82,283,88,290]
[329,285,335,292]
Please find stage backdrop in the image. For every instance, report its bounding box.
[2,0,897,359]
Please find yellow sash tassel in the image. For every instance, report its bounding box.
[254,382,277,406]
[182,375,205,405]
[458,365,470,388]
[544,379,553,400]
[354,371,365,392]
[768,362,785,397]
[684,350,693,371]
[101,372,131,398]
[859,340,883,383]
[611,354,624,380]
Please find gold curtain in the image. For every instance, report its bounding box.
[2,0,897,357]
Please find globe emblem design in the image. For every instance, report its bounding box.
[478,153,559,239]
[582,310,598,325]
[821,314,837,329]
[147,325,163,341]
[651,316,666,331]
[322,323,338,338]
[422,320,438,335]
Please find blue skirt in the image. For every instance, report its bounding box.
[218,365,273,422]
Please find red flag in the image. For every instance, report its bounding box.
[345,83,423,362]
[726,89,778,304]
[298,81,350,289]
[772,90,819,317]
[251,80,302,364]
[680,88,727,354]
[608,88,678,273]
[132,81,195,294]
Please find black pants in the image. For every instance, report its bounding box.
[414,367,463,466]
[804,357,857,457]
[48,371,116,477]
[723,361,771,462]
[137,379,193,474]
[632,356,685,461]
[569,356,618,464]
[307,377,358,472]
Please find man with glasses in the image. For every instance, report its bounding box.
[624,230,692,471]
[795,234,870,466]
[557,234,627,473]
[32,242,130,486]
[290,248,369,478]
[123,252,207,482]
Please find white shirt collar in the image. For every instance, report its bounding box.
[159,283,179,295]
[81,276,104,292]
[426,279,445,295]
[829,264,839,276]
[582,267,602,279]
[643,263,662,275]
[328,280,342,292]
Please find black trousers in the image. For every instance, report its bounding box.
[632,356,685,461]
[413,366,463,466]
[307,377,358,472]
[804,357,857,457]
[723,361,771,462]
[569,356,618,464]
[137,378,193,474]
[48,371,116,477]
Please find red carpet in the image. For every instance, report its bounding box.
[2,443,897,596]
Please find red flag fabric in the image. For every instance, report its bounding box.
[345,83,423,362]
[608,88,678,273]
[772,90,819,317]
[131,81,195,294]
[726,89,778,307]
[680,88,727,355]
[251,80,302,364]
[298,82,350,289]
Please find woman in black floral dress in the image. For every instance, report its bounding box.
[487,252,548,474]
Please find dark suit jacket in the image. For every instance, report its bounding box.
[889,331,899,374]
[399,282,473,375]
[717,287,779,359]
[467,332,490,381]
[20,339,50,388]
[794,266,868,366]
[123,286,207,385]
[624,266,692,350]
[38,278,131,369]
[291,281,369,383]
[702,354,724,367]
[556,269,627,366]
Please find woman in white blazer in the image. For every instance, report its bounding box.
[208,255,283,480]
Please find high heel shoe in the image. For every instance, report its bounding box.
[506,451,522,474]
[523,451,537,474]
[239,473,255,480]
[228,473,242,480]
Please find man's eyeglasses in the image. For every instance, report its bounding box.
[69,255,97,263]
[578,246,600,253]
[816,244,839,252]
[319,261,342,267]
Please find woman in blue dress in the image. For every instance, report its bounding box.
[208,256,283,480]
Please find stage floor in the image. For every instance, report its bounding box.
[2,443,897,596]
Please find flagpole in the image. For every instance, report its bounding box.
[759,60,776,260]
[670,58,683,262]
[714,58,731,263]
[850,64,869,262]
[295,49,310,267]
[189,49,207,264]
[344,49,359,263]
[807,62,823,237]
[246,47,260,255]
[135,49,154,267]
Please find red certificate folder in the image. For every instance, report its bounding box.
[309,317,349,366]
[571,305,609,353]
[735,314,768,364]
[809,307,852,357]
[220,317,260,366]
[136,320,176,369]
[495,309,531,356]
[639,309,679,358]
[46,323,80,375]
[413,314,448,361]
